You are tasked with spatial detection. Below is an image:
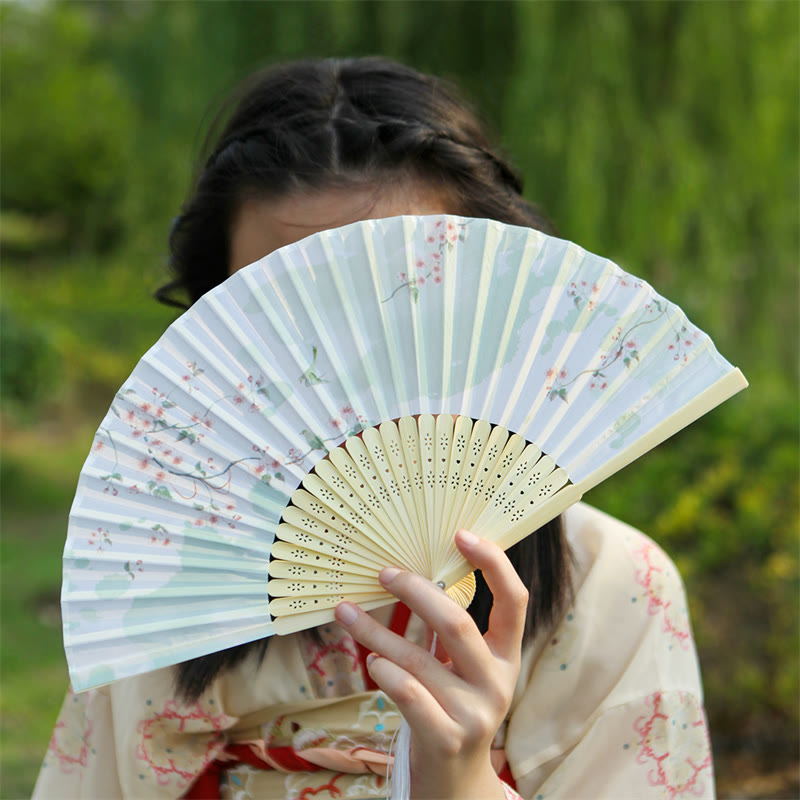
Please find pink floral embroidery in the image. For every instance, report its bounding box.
[298,773,344,799]
[501,781,525,800]
[136,700,231,788]
[303,627,362,697]
[632,541,692,649]
[307,639,359,678]
[634,691,712,797]
[47,692,92,774]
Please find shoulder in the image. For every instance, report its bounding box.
[564,500,678,579]
[505,504,711,788]
[512,501,703,725]
[562,502,693,650]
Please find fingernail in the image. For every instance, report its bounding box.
[335,602,359,626]
[366,652,378,667]
[457,529,478,546]
[379,566,402,585]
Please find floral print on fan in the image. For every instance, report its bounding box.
[124,559,144,580]
[668,325,702,363]
[88,527,112,551]
[544,295,701,403]
[99,362,292,517]
[567,273,644,312]
[92,379,244,579]
[282,408,371,469]
[544,300,666,403]
[95,349,371,580]
[383,219,467,302]
[327,405,370,438]
[634,691,712,798]
[96,399,243,546]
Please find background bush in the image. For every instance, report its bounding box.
[1,2,797,797]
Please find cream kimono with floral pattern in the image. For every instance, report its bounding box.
[34,503,714,800]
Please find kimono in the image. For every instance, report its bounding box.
[33,503,714,799]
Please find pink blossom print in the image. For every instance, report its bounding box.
[383,219,468,302]
[566,279,602,311]
[544,309,655,403]
[545,275,704,404]
[100,370,276,528]
[104,347,347,510]
[667,325,702,363]
[124,559,144,580]
[149,523,171,546]
[88,527,112,551]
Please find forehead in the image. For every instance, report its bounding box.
[228,184,451,273]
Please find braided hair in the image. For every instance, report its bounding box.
[162,57,572,702]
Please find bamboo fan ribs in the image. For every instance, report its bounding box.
[268,415,569,630]
[61,215,747,692]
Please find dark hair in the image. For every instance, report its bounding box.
[163,57,572,702]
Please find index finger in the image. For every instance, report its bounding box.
[454,529,529,662]
[377,567,492,686]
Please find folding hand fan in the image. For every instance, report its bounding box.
[62,215,746,692]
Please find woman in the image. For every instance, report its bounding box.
[35,57,714,800]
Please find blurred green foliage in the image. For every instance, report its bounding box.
[1,1,797,797]
[0,4,135,250]
[0,306,61,421]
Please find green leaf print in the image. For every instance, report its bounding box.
[301,429,328,453]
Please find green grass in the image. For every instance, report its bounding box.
[1,510,72,799]
[0,428,97,798]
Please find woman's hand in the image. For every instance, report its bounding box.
[334,529,528,800]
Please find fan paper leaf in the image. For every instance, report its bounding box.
[62,215,746,691]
